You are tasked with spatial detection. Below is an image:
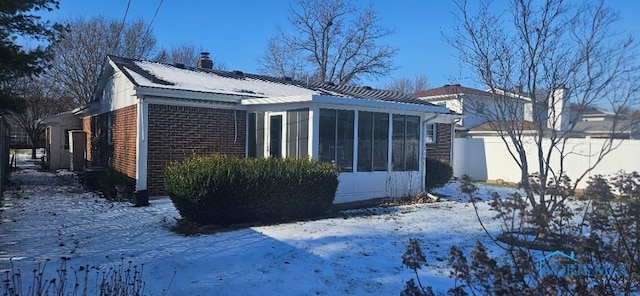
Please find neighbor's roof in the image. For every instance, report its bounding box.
[574,119,636,133]
[412,84,489,98]
[106,55,453,113]
[470,120,550,131]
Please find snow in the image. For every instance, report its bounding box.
[126,61,320,98]
[0,154,524,295]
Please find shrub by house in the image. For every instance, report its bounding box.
[425,157,453,191]
[164,154,339,225]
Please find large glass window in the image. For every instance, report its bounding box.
[392,114,420,171]
[247,113,265,158]
[319,108,354,172]
[358,112,389,172]
[287,109,309,158]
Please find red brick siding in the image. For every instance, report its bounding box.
[426,123,452,164]
[112,105,137,179]
[82,117,92,164]
[146,104,247,196]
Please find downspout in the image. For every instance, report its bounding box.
[234,109,238,144]
[450,118,461,166]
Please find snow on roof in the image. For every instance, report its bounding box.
[119,59,318,98]
[107,56,453,114]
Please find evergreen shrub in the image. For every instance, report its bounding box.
[164,154,339,225]
[425,158,453,191]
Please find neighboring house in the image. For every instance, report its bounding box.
[571,107,640,139]
[413,84,532,132]
[414,84,637,139]
[42,110,82,171]
[65,54,460,204]
[5,117,44,149]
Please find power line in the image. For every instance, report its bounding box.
[145,0,164,37]
[114,0,132,49]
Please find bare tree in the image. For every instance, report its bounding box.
[48,16,157,106]
[258,0,398,85]
[386,75,429,94]
[258,37,307,80]
[9,77,72,159]
[449,0,640,208]
[153,44,227,70]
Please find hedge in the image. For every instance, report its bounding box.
[164,154,339,225]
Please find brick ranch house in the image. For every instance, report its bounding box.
[67,54,461,204]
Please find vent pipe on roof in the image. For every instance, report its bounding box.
[233,70,244,77]
[197,52,213,69]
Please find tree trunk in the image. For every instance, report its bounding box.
[31,145,37,159]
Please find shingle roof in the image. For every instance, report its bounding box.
[470,120,550,131]
[574,120,635,133]
[412,84,490,98]
[107,55,452,113]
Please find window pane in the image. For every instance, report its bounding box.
[287,111,298,157]
[286,109,309,158]
[405,116,420,171]
[299,110,309,157]
[357,112,373,172]
[373,113,389,171]
[269,115,282,158]
[336,110,354,172]
[392,115,405,171]
[248,113,256,157]
[426,123,436,143]
[256,113,265,158]
[319,109,336,163]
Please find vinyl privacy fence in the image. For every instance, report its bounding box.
[453,136,640,189]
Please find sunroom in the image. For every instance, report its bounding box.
[242,94,460,204]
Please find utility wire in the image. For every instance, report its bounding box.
[145,0,164,38]
[113,0,132,50]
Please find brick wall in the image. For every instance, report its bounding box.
[112,105,137,179]
[146,104,247,196]
[426,123,452,164]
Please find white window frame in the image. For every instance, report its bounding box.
[426,123,437,144]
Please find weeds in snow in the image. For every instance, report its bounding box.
[2,256,175,296]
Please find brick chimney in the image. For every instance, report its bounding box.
[197,52,213,69]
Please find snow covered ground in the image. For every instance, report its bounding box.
[0,154,523,295]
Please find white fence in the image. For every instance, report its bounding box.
[453,136,640,189]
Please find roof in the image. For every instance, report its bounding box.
[470,120,549,131]
[412,84,490,98]
[574,119,636,133]
[106,56,453,114]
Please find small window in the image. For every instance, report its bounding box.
[426,124,437,144]
[107,113,113,145]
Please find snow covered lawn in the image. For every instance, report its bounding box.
[0,158,522,295]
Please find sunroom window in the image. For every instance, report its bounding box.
[392,114,420,171]
[319,108,354,172]
[287,109,309,158]
[357,111,389,172]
